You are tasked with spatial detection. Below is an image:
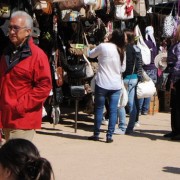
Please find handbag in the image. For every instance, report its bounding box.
[137,79,156,99]
[70,85,85,98]
[0,3,11,18]
[118,80,128,107]
[114,0,134,20]
[133,0,146,17]
[67,62,86,79]
[162,8,176,38]
[54,0,84,10]
[34,0,52,14]
[61,9,79,22]
[83,54,94,78]
[134,25,151,65]
[56,66,64,87]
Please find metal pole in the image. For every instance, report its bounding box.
[75,99,79,133]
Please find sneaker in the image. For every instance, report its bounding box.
[101,119,109,126]
[135,122,140,127]
[142,112,148,115]
[114,128,125,135]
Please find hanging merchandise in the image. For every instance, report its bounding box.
[114,0,126,5]
[84,0,97,5]
[34,0,52,14]
[133,0,146,17]
[92,0,107,11]
[114,0,134,20]
[0,2,11,18]
[162,3,176,38]
[83,54,94,78]
[53,0,84,10]
[134,25,151,65]
[61,9,80,21]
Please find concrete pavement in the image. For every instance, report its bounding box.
[32,111,180,180]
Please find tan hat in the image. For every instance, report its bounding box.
[154,52,167,71]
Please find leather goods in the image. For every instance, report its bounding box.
[54,0,84,11]
[34,0,52,14]
[67,63,86,79]
[70,85,85,98]
[0,3,11,18]
[56,67,64,87]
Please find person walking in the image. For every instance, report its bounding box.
[114,29,143,135]
[0,11,52,141]
[88,29,126,143]
[164,24,180,140]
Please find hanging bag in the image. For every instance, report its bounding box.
[162,3,176,38]
[114,0,134,20]
[0,2,11,18]
[133,0,146,17]
[83,54,94,78]
[53,0,84,10]
[134,25,151,65]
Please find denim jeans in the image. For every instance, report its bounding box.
[94,85,120,139]
[138,97,151,114]
[118,78,138,132]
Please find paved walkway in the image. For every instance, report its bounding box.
[32,111,180,180]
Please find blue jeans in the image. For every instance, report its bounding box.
[118,78,138,132]
[94,85,120,139]
[138,97,151,114]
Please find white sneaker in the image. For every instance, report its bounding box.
[135,122,140,127]
[114,128,125,135]
[101,119,109,126]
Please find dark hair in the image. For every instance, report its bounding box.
[0,139,54,180]
[109,29,126,65]
[124,29,135,44]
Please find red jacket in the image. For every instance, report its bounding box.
[0,38,52,129]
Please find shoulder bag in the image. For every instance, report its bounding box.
[136,72,156,99]
[134,25,151,65]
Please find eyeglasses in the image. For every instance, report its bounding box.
[8,25,27,33]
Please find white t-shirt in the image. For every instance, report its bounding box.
[89,43,126,90]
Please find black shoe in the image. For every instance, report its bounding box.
[88,136,99,141]
[164,132,175,138]
[106,138,113,143]
[171,134,180,140]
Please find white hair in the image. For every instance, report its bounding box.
[11,11,33,29]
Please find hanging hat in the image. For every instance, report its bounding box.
[145,26,156,46]
[154,52,167,71]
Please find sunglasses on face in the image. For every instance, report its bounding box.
[8,25,27,33]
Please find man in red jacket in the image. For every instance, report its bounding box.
[0,11,52,141]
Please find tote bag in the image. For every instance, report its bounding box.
[134,25,151,65]
[137,79,156,99]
